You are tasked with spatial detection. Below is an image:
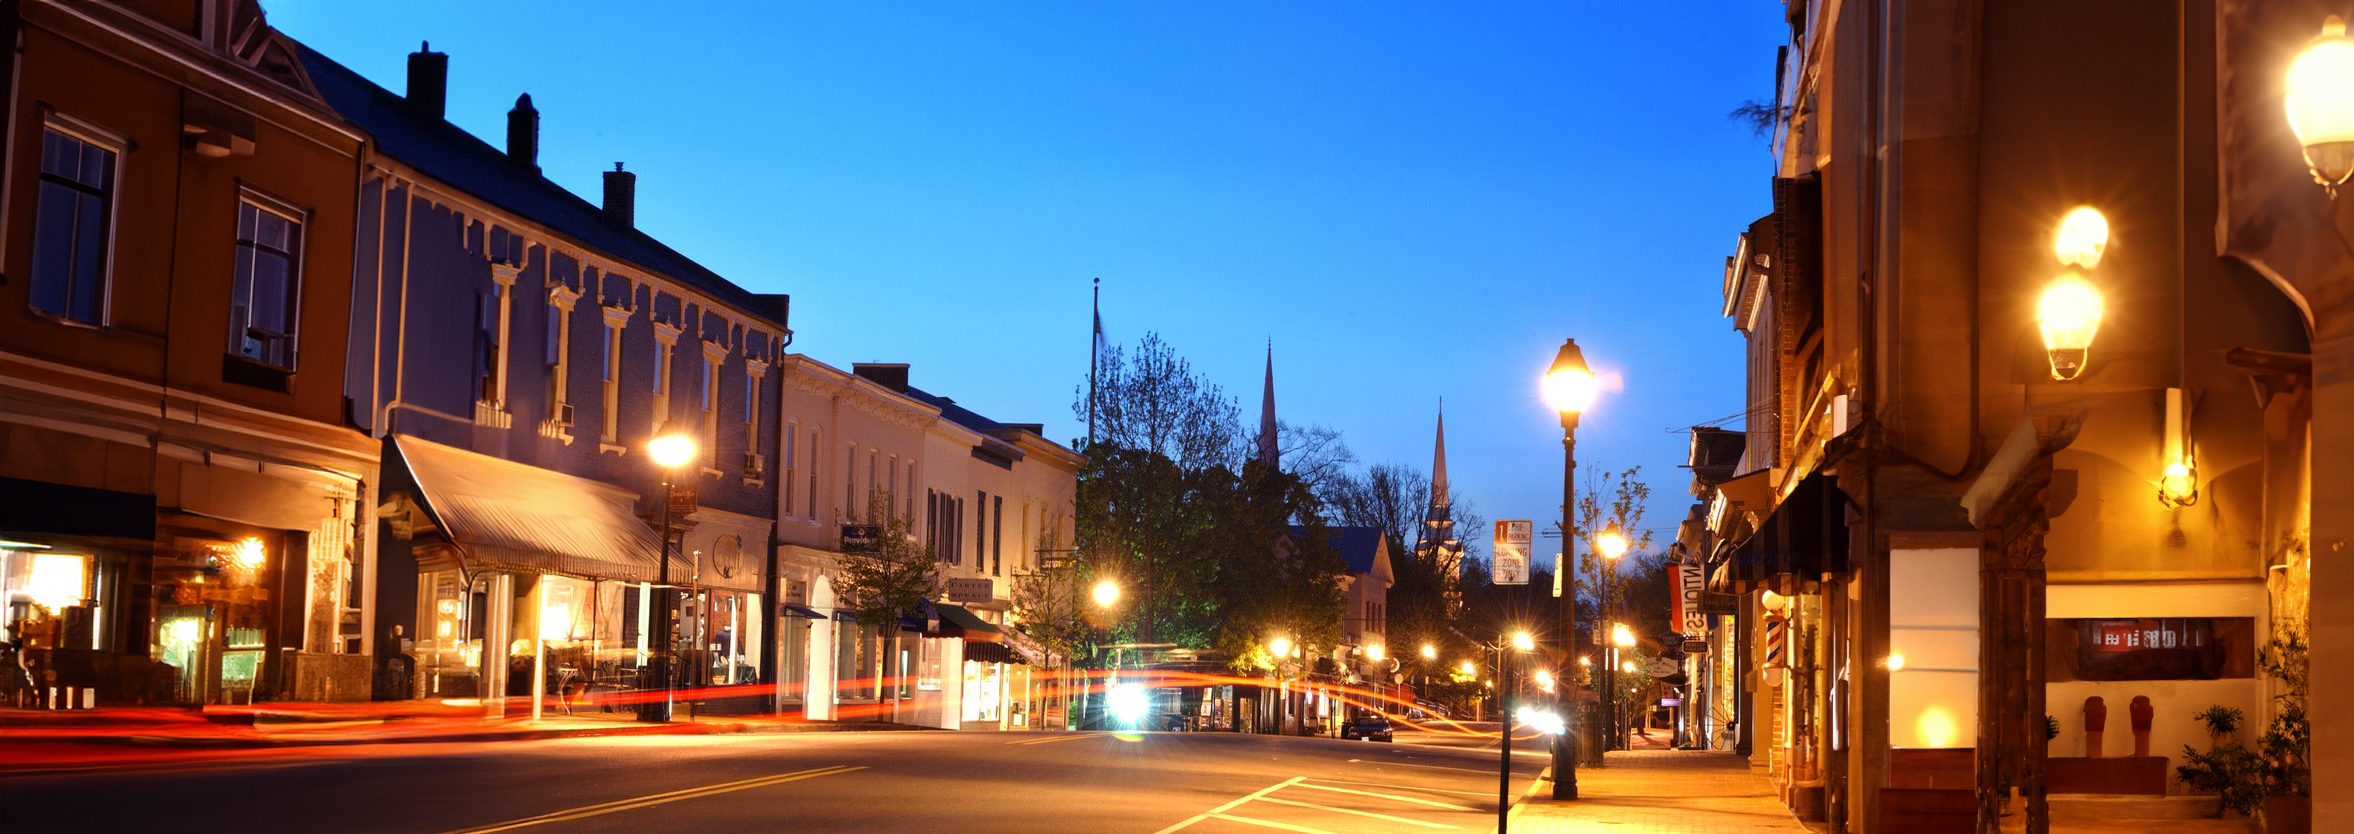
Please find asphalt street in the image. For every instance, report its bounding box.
[1,729,1559,833]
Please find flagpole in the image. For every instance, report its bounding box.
[1088,277,1100,449]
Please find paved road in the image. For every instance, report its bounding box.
[2,729,1558,833]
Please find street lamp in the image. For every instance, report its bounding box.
[2289,16,2354,193]
[1495,630,1536,833]
[2038,207,2108,382]
[1092,578,1121,609]
[1541,337,1596,800]
[643,423,696,723]
[1365,643,1385,662]
[1269,635,1293,661]
[1421,643,1438,661]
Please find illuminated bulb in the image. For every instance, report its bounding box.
[1596,529,1629,560]
[2160,459,2199,508]
[1621,661,1637,674]
[1268,636,1292,659]
[1578,656,1592,667]
[1092,579,1121,608]
[648,426,698,468]
[2288,16,2354,188]
[1884,654,1906,672]
[2053,207,2110,268]
[2038,274,2105,381]
[1365,644,1385,662]
[1459,660,1477,677]
[1421,643,1437,661]
[1510,631,1535,652]
[1612,623,1636,648]
[1533,669,1554,690]
[1543,339,1598,415]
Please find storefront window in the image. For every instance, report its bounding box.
[414,569,478,697]
[2,548,89,642]
[963,652,1000,722]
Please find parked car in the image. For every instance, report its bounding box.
[1340,711,1394,742]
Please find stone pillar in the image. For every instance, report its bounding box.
[1977,457,2055,834]
[2311,329,2354,821]
[481,572,513,718]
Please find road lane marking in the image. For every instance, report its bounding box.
[1152,776,1304,834]
[1503,765,1551,823]
[437,764,865,833]
[1209,813,1339,833]
[1007,732,1102,746]
[1289,781,1481,811]
[1252,795,1460,829]
[1344,758,1495,775]
[1305,777,1493,797]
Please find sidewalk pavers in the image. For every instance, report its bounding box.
[1513,748,1815,834]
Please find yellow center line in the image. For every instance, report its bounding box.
[1288,781,1482,811]
[1007,732,1101,746]
[1504,764,1551,822]
[437,764,866,834]
[1250,795,1461,829]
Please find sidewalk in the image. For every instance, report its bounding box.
[1513,746,1816,834]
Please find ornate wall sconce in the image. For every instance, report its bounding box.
[2289,16,2354,194]
[2158,387,2199,508]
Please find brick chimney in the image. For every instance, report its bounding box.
[506,94,538,170]
[853,363,910,392]
[406,42,447,119]
[603,163,635,228]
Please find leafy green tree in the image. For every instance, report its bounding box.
[832,490,938,629]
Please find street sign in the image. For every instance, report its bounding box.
[1673,562,1706,634]
[945,577,993,604]
[1682,639,1708,654]
[1492,520,1531,585]
[667,485,699,518]
[1647,657,1680,679]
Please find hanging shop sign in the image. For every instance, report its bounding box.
[1671,562,1706,635]
[1492,520,1531,585]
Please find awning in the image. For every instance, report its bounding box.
[935,603,1004,643]
[777,603,825,619]
[963,640,1022,664]
[1715,471,1851,594]
[1002,626,1050,665]
[382,434,667,582]
[0,477,156,542]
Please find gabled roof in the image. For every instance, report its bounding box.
[292,42,787,328]
[1291,525,1388,577]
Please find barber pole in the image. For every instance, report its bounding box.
[1763,615,1787,670]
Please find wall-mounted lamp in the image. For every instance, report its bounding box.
[2289,16,2354,194]
[2158,387,2199,508]
[2039,207,2109,382]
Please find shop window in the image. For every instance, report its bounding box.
[2046,617,2255,682]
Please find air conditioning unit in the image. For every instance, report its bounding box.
[556,403,576,426]
[743,451,765,476]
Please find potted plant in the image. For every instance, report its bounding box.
[2177,705,2265,819]
[2258,618,2310,834]
[2044,714,2059,756]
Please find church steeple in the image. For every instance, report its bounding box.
[1414,402,1463,613]
[1256,342,1278,467]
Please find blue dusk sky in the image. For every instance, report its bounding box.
[267,1,1784,559]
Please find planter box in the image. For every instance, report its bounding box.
[2267,794,2311,834]
[2047,755,2168,795]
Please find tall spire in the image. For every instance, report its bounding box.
[1430,403,1450,509]
[1257,342,1278,467]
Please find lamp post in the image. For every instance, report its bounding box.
[1542,338,1597,798]
[1595,527,1628,750]
[1498,630,1534,833]
[2290,16,2354,195]
[643,423,697,723]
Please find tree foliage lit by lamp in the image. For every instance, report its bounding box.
[2039,207,2109,381]
[2289,16,2354,194]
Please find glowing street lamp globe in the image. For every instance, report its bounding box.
[1420,643,1438,661]
[1091,578,1121,608]
[1510,631,1535,652]
[648,426,698,469]
[2037,274,2105,381]
[1596,529,1629,560]
[1268,636,1293,659]
[1365,644,1385,662]
[1542,340,1598,417]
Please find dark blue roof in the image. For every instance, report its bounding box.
[294,43,787,328]
[1291,526,1385,575]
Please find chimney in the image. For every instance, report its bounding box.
[853,363,910,392]
[506,94,538,170]
[406,42,448,119]
[603,163,636,228]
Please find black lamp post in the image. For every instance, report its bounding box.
[642,423,696,723]
[1541,338,1596,798]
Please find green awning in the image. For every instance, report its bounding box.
[935,603,1003,643]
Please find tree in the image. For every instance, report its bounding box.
[832,490,938,629]
[1572,465,1655,642]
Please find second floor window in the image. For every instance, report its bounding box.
[229,199,303,369]
[31,125,119,325]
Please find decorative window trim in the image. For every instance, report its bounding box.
[226,187,309,373]
[28,113,128,329]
